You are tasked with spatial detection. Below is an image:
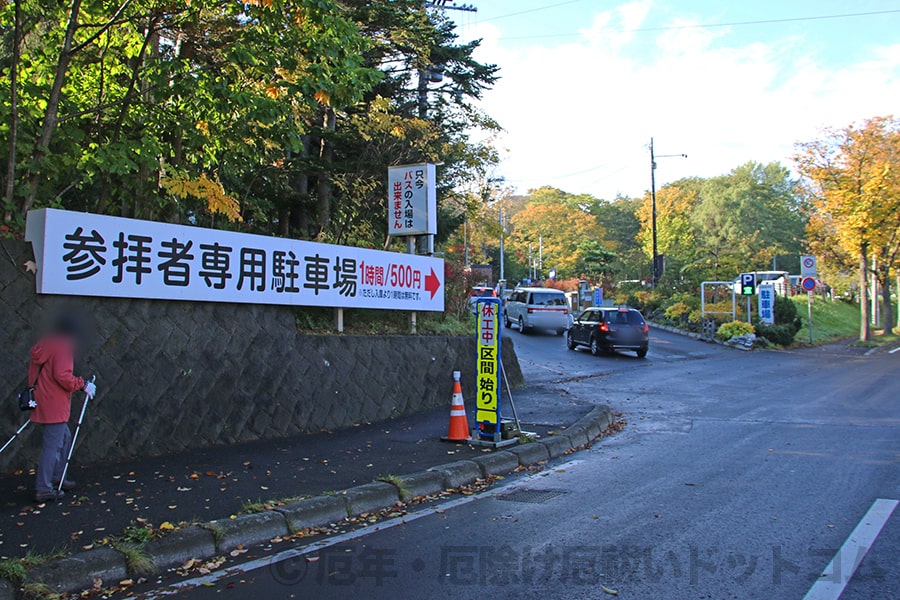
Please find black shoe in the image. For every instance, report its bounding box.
[53,479,77,491]
[35,490,65,503]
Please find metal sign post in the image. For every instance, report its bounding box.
[808,291,814,344]
[740,273,756,323]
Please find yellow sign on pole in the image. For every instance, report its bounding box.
[475,298,501,439]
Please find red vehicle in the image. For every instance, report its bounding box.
[467,286,497,313]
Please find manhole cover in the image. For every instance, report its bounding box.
[494,488,570,504]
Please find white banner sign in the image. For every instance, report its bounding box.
[26,209,444,311]
[758,283,775,325]
[387,163,437,236]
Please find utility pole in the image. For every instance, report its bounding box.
[649,138,687,289]
[425,1,477,11]
[498,207,505,282]
[464,218,469,267]
[538,235,543,280]
[650,138,658,289]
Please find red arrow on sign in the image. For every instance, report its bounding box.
[425,268,441,299]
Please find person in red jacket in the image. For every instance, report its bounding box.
[28,315,95,503]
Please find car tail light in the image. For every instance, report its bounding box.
[598,322,609,332]
[643,323,649,334]
[527,308,533,314]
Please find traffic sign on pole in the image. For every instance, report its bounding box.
[740,273,756,296]
[801,276,816,292]
[758,283,775,324]
[801,255,817,277]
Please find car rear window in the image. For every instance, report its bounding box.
[474,289,494,297]
[529,292,566,306]
[608,310,645,325]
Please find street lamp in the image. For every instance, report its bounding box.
[650,137,687,289]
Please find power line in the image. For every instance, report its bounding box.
[480,0,586,23]
[498,8,900,41]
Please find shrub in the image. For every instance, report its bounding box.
[773,295,802,331]
[716,320,755,341]
[755,296,801,346]
[755,323,797,346]
[664,302,691,320]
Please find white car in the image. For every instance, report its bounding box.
[503,287,570,335]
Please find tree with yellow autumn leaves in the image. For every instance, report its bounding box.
[795,116,900,340]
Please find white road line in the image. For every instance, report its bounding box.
[889,346,900,354]
[803,498,898,600]
[140,459,584,599]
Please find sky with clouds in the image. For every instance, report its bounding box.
[445,0,900,199]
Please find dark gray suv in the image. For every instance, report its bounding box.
[567,307,649,357]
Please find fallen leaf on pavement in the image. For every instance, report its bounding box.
[602,586,618,595]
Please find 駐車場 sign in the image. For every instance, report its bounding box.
[26,209,444,311]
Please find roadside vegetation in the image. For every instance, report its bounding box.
[1,4,896,341]
[295,306,471,336]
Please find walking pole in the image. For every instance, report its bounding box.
[58,376,94,494]
[0,420,31,456]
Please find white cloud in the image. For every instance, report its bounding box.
[467,5,900,199]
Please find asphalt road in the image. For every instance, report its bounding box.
[131,328,899,600]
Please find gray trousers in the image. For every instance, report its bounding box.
[36,423,72,493]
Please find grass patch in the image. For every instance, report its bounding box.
[201,522,224,546]
[0,548,70,583]
[517,433,538,444]
[294,306,472,336]
[240,496,306,514]
[112,542,156,576]
[240,499,268,514]
[850,330,900,348]
[792,297,863,345]
[22,582,60,600]
[376,475,409,499]
[0,559,26,584]
[118,524,157,545]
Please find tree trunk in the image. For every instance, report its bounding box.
[23,0,84,215]
[96,17,157,215]
[288,134,310,237]
[859,246,871,341]
[316,108,336,238]
[3,0,22,223]
[881,274,894,334]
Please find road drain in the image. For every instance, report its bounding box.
[494,488,570,504]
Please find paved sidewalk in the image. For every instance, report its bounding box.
[0,386,594,559]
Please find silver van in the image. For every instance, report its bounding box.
[503,287,570,335]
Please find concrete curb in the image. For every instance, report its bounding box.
[17,404,614,596]
[649,320,707,341]
[275,495,348,532]
[649,321,752,351]
[396,470,446,501]
[428,460,482,489]
[0,578,15,600]
[208,511,290,554]
[144,525,217,572]
[471,451,520,476]
[27,547,128,594]
[340,482,400,516]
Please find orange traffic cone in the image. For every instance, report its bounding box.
[442,371,471,442]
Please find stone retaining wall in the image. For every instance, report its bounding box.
[0,239,522,471]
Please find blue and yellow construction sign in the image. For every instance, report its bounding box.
[475,298,502,440]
